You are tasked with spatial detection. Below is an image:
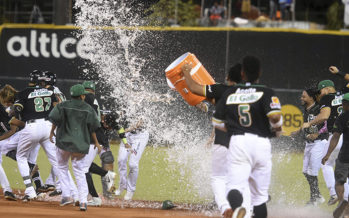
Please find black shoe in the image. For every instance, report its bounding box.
[37,184,55,193]
[49,190,62,197]
[4,191,17,201]
[22,194,36,202]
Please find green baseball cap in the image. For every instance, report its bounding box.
[70,84,89,97]
[343,93,349,102]
[82,81,95,91]
[162,200,176,210]
[318,80,334,91]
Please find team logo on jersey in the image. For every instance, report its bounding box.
[332,95,343,106]
[28,89,53,98]
[270,97,281,109]
[226,92,263,104]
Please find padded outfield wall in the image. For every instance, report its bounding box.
[1,24,349,117]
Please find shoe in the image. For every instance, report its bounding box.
[38,184,55,193]
[328,195,339,206]
[114,188,124,196]
[334,200,348,218]
[74,199,80,207]
[87,197,102,206]
[232,207,246,218]
[4,191,17,201]
[102,171,116,192]
[305,200,316,206]
[22,193,37,202]
[49,190,62,197]
[315,195,325,204]
[124,191,134,201]
[80,202,87,211]
[60,197,73,206]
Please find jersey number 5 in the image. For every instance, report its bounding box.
[238,104,252,127]
[34,97,52,112]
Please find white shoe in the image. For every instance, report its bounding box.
[328,195,339,206]
[102,171,116,192]
[316,195,325,204]
[114,188,124,196]
[87,197,102,206]
[124,191,134,201]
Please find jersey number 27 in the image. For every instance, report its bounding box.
[34,97,52,112]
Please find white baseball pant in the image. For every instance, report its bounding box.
[227,133,272,218]
[118,131,149,193]
[0,154,12,193]
[16,119,60,196]
[56,147,88,203]
[303,139,327,176]
[211,144,230,214]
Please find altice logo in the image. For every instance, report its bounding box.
[6,30,89,59]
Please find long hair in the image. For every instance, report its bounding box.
[0,84,18,104]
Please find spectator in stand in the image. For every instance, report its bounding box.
[269,0,278,20]
[241,0,251,19]
[279,0,292,20]
[209,1,224,26]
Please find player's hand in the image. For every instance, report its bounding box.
[125,143,131,149]
[329,66,339,74]
[49,131,56,143]
[181,63,192,76]
[95,143,102,154]
[322,155,329,165]
[306,133,319,141]
[302,122,310,129]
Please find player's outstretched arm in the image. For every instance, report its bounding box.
[181,63,205,96]
[322,132,340,164]
[303,107,330,129]
[329,66,349,81]
[268,114,283,137]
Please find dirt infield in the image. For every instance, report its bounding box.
[0,198,219,218]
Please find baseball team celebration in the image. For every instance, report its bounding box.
[1,0,349,218]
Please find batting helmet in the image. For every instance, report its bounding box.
[29,70,42,84]
[42,71,57,86]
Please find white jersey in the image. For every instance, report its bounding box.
[53,86,66,102]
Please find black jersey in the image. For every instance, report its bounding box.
[332,111,349,163]
[214,83,281,138]
[14,86,57,122]
[319,92,343,133]
[0,105,11,134]
[205,83,231,147]
[303,103,328,142]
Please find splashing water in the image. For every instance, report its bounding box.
[74,1,332,217]
[74,0,213,204]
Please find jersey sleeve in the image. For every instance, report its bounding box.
[212,94,227,127]
[319,95,332,110]
[262,88,282,117]
[332,114,345,134]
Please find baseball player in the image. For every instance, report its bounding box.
[181,63,242,217]
[298,88,328,205]
[0,103,17,201]
[13,70,62,201]
[81,81,116,206]
[115,119,149,201]
[213,56,283,218]
[302,80,348,205]
[49,84,101,211]
[322,93,349,218]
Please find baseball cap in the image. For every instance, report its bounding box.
[82,81,95,91]
[318,80,334,91]
[343,93,349,102]
[161,200,176,210]
[70,84,89,97]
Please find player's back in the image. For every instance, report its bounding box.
[215,83,281,138]
[14,86,56,122]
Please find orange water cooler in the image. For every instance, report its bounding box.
[165,52,215,106]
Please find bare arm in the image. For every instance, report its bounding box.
[0,125,17,141]
[49,124,56,143]
[181,64,205,96]
[268,113,283,137]
[322,132,340,164]
[91,132,102,153]
[303,107,330,129]
[329,66,349,81]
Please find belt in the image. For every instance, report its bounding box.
[26,118,47,124]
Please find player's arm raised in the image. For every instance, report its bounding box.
[303,107,330,129]
[181,63,205,96]
[329,66,349,82]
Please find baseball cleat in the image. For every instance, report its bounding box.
[49,189,62,197]
[114,188,124,196]
[102,171,116,192]
[79,202,87,211]
[328,195,339,206]
[87,197,102,207]
[60,197,73,206]
[4,191,17,201]
[124,191,134,201]
[315,195,325,204]
[38,184,55,193]
[22,194,37,202]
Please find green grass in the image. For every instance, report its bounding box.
[0,144,339,209]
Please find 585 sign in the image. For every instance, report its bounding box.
[281,104,303,136]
